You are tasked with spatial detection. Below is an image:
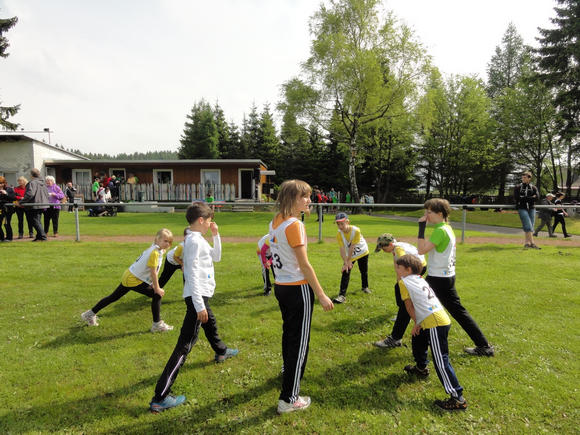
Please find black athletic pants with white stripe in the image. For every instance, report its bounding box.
[153,296,227,401]
[91,281,162,322]
[339,254,368,296]
[275,283,314,403]
[412,324,463,399]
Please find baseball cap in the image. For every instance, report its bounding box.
[374,233,395,252]
[546,192,555,198]
[335,212,348,222]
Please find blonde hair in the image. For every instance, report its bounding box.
[277,179,312,218]
[17,176,28,184]
[155,228,173,243]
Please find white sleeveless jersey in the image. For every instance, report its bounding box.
[400,274,445,325]
[166,242,184,266]
[338,226,369,261]
[128,243,164,284]
[269,217,306,284]
[427,224,456,277]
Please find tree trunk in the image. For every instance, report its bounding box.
[348,131,360,203]
[565,138,572,197]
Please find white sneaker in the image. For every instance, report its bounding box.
[277,396,311,414]
[81,310,99,326]
[151,320,174,333]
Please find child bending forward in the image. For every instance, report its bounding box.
[397,254,467,411]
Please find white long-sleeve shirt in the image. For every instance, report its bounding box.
[182,231,222,312]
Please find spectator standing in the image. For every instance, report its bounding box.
[514,171,540,249]
[65,182,77,212]
[533,193,556,237]
[0,176,16,242]
[44,176,65,237]
[552,192,571,238]
[13,176,33,238]
[19,168,50,241]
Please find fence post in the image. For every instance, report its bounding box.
[74,203,81,242]
[318,204,323,242]
[461,205,467,244]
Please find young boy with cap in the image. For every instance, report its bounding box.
[373,233,426,349]
[332,212,371,304]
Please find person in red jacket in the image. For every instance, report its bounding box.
[13,176,33,238]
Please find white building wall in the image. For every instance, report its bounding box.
[33,142,81,174]
[0,139,34,183]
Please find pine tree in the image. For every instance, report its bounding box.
[535,0,580,197]
[256,104,280,166]
[0,15,19,130]
[178,100,219,159]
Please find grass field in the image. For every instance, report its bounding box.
[0,212,578,434]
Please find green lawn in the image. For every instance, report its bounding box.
[0,213,578,433]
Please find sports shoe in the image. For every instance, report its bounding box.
[215,347,239,363]
[151,320,174,333]
[374,335,402,349]
[530,244,541,250]
[333,295,346,304]
[404,364,429,378]
[277,396,311,414]
[264,289,271,296]
[564,235,572,238]
[464,345,495,356]
[434,396,467,411]
[81,310,99,326]
[361,287,372,294]
[149,394,186,413]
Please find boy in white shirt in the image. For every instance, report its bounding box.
[81,229,174,333]
[150,202,238,413]
[397,254,467,411]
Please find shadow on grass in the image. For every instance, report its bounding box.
[464,245,524,252]
[39,326,144,349]
[326,314,392,335]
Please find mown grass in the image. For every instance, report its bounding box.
[0,213,578,434]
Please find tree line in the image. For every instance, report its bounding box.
[177,0,579,202]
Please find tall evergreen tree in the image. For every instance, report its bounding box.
[178,100,219,159]
[486,24,531,200]
[0,15,19,130]
[256,104,280,166]
[535,0,580,197]
[213,102,231,158]
[242,103,261,158]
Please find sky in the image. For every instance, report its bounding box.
[1,0,557,155]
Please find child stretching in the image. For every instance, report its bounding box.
[158,228,188,288]
[397,254,467,411]
[81,229,174,333]
[332,212,371,304]
[269,180,334,414]
[373,233,426,349]
[149,202,238,413]
[257,233,275,296]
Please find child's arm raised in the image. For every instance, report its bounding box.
[208,222,221,262]
[294,245,334,312]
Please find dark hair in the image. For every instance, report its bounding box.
[424,198,451,221]
[396,254,423,275]
[186,202,214,224]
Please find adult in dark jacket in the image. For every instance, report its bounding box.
[19,168,50,241]
[0,176,17,242]
[514,171,539,249]
[533,193,556,237]
[552,192,571,238]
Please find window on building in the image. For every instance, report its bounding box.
[153,169,173,185]
[109,168,126,182]
[201,169,220,188]
[72,169,91,186]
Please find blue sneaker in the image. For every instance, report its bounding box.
[215,348,239,363]
[149,394,186,413]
